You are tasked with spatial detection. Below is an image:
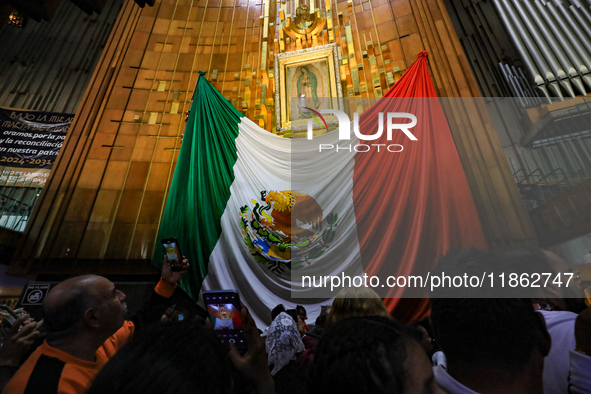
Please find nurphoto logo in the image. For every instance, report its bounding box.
[303,108,418,152]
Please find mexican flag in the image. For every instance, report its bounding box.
[153,52,487,326]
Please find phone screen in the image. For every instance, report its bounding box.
[203,290,247,350]
[162,238,182,269]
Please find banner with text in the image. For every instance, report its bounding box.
[0,108,73,186]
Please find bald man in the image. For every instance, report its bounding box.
[3,258,188,394]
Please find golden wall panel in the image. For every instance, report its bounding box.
[104,223,135,259]
[78,160,107,189]
[124,162,151,191]
[153,19,171,35]
[101,160,129,190]
[392,0,412,16]
[78,222,110,259]
[63,189,97,222]
[111,135,136,161]
[396,14,418,36]
[130,223,159,260]
[98,108,124,126]
[374,5,392,25]
[114,67,139,87]
[158,3,176,19]
[119,123,141,135]
[88,134,116,160]
[49,222,86,258]
[115,190,144,223]
[130,31,151,49]
[90,190,122,223]
[138,191,166,223]
[377,21,397,42]
[137,15,156,32]
[107,86,133,109]
[123,49,146,68]
[152,139,179,162]
[132,137,158,161]
[145,162,173,191]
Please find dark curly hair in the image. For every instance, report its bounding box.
[308,316,409,394]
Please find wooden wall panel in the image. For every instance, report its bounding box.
[90,190,121,222]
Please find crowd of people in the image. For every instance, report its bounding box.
[0,245,590,393]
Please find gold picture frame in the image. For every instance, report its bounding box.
[274,43,342,133]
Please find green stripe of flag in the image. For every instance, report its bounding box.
[152,72,244,299]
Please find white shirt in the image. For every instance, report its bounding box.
[432,351,447,369]
[539,310,577,394]
[569,350,591,394]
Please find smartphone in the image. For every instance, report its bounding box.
[161,238,183,272]
[203,290,247,350]
[0,305,19,329]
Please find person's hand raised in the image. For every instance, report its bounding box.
[228,307,274,394]
[161,256,189,286]
[0,315,43,366]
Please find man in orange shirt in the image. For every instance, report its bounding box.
[3,257,188,394]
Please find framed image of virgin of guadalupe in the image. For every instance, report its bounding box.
[274,43,343,133]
